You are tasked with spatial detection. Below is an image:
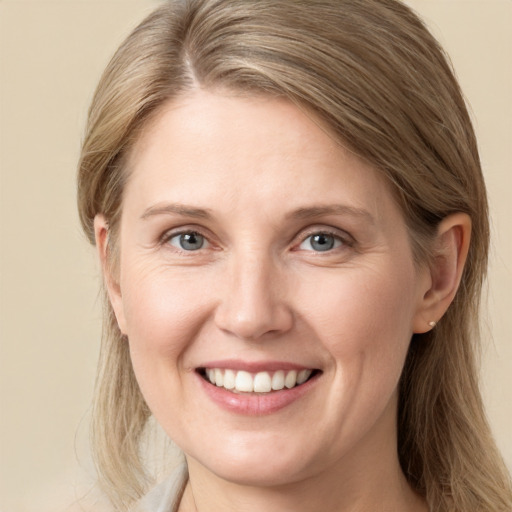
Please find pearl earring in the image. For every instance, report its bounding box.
[428,321,437,328]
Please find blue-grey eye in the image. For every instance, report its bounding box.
[299,233,342,252]
[169,232,207,251]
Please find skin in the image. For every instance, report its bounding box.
[95,90,470,512]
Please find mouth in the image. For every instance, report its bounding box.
[197,367,321,394]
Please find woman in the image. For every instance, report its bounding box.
[77,0,512,511]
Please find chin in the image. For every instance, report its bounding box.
[201,458,308,488]
[184,432,323,488]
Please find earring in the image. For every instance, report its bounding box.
[428,321,437,328]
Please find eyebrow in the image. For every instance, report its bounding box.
[140,202,374,224]
[287,205,375,224]
[140,203,213,220]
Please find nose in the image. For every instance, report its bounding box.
[213,252,294,341]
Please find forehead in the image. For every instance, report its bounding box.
[123,89,399,226]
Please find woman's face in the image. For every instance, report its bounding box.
[104,90,432,486]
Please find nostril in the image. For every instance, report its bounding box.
[214,304,294,341]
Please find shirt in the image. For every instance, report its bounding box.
[132,465,188,512]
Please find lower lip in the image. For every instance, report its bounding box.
[196,372,320,416]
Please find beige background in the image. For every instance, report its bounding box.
[0,1,510,510]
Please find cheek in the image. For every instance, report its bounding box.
[296,263,419,445]
[118,262,218,419]
[300,261,418,371]
[120,262,214,362]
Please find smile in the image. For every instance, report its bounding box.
[201,368,315,393]
[195,362,322,415]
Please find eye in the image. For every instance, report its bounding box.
[299,232,343,252]
[168,231,208,251]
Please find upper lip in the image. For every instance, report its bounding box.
[197,359,317,373]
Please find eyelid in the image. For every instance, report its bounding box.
[160,225,214,250]
[169,232,209,250]
[295,226,354,246]
[157,224,354,253]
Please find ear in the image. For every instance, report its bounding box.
[94,214,127,335]
[413,213,471,334]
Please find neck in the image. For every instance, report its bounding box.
[180,462,426,512]
[178,404,427,512]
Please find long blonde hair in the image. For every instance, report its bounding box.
[77,1,512,510]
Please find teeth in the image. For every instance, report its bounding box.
[223,369,236,390]
[253,372,272,393]
[297,369,312,385]
[271,370,285,390]
[284,370,297,389]
[204,368,313,393]
[235,371,253,392]
[214,368,224,387]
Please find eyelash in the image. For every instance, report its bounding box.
[296,229,353,253]
[160,228,211,253]
[160,226,353,254]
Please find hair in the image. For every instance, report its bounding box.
[77,0,512,510]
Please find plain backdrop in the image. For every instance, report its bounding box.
[0,1,511,510]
